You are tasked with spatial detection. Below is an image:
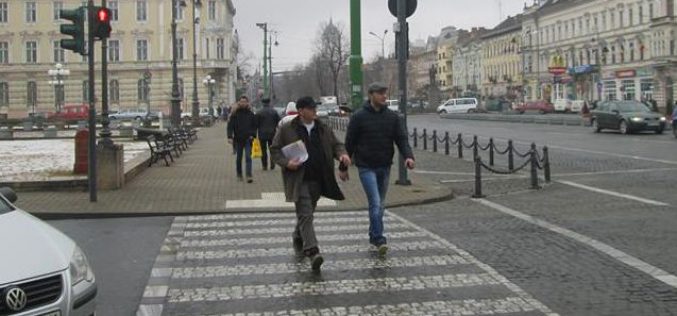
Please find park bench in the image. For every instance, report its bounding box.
[145,135,173,167]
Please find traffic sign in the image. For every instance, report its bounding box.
[388,0,417,18]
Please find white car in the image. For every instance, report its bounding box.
[0,187,97,316]
[437,98,479,114]
[386,100,400,112]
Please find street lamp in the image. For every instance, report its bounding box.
[191,0,202,126]
[170,0,185,127]
[48,63,69,113]
[203,74,216,117]
[369,30,388,81]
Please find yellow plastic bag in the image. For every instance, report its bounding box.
[251,138,262,158]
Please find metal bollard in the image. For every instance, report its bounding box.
[472,135,478,161]
[432,130,438,153]
[508,140,514,171]
[413,128,418,148]
[543,146,551,183]
[444,131,450,155]
[489,138,495,166]
[530,143,539,189]
[472,156,485,198]
[457,133,463,159]
[423,129,428,151]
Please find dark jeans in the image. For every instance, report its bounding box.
[260,138,274,169]
[235,138,252,177]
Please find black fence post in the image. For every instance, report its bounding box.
[472,135,478,161]
[457,133,463,159]
[444,131,450,155]
[472,156,485,198]
[530,142,539,189]
[413,128,418,148]
[508,140,514,171]
[489,138,495,166]
[432,130,438,153]
[423,129,428,151]
[543,146,551,183]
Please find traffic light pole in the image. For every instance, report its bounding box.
[99,0,112,147]
[87,0,98,202]
[170,0,182,127]
[395,0,410,185]
[349,0,364,111]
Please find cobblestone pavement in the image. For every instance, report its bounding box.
[136,210,557,316]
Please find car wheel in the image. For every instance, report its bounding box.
[439,110,447,114]
[538,109,545,115]
[592,119,601,133]
[619,120,630,134]
[656,128,664,134]
[135,116,142,120]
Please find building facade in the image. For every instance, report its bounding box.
[0,0,236,119]
[452,28,487,98]
[481,14,523,99]
[436,26,459,94]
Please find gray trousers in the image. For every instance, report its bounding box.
[293,181,321,252]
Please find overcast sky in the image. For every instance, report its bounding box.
[232,0,527,73]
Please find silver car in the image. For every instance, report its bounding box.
[0,188,97,316]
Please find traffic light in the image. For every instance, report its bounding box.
[92,6,111,40]
[59,7,85,55]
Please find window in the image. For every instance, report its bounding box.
[639,5,643,24]
[217,37,224,59]
[178,38,184,60]
[0,82,8,107]
[27,82,37,109]
[53,1,63,20]
[629,8,633,26]
[208,0,216,20]
[109,40,120,62]
[602,13,606,31]
[610,11,615,28]
[572,20,576,36]
[604,81,617,100]
[137,79,149,101]
[136,0,147,21]
[619,10,624,27]
[137,39,148,61]
[26,2,36,23]
[586,18,590,34]
[205,38,210,59]
[622,80,636,100]
[174,1,184,20]
[0,2,7,23]
[650,3,654,19]
[630,42,635,61]
[26,41,37,63]
[0,42,7,64]
[109,0,118,21]
[611,45,616,64]
[109,80,119,103]
[178,78,184,99]
[82,80,89,101]
[53,41,64,63]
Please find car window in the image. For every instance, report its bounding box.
[617,102,650,113]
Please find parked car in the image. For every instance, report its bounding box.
[386,99,400,112]
[49,104,90,121]
[515,100,555,114]
[0,187,97,315]
[485,99,512,112]
[436,98,480,114]
[590,100,666,134]
[317,104,339,118]
[110,108,158,121]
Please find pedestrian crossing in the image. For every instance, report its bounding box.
[137,211,558,316]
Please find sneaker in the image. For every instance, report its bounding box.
[310,254,324,271]
[246,177,253,183]
[292,238,303,252]
[377,244,388,256]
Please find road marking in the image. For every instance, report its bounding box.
[557,180,669,206]
[180,231,427,247]
[556,167,677,177]
[414,170,480,176]
[182,222,411,237]
[440,176,527,183]
[475,199,677,289]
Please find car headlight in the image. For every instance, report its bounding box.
[660,117,667,121]
[631,117,643,122]
[69,246,94,286]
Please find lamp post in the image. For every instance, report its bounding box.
[48,63,69,113]
[369,30,388,81]
[256,23,269,98]
[191,0,202,126]
[203,74,216,117]
[170,0,184,127]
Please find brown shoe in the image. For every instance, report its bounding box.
[310,254,324,271]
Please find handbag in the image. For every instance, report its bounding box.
[251,137,262,158]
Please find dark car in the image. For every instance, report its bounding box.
[485,99,512,112]
[515,100,554,114]
[591,100,666,134]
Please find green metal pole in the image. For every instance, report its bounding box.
[262,24,269,98]
[349,0,363,110]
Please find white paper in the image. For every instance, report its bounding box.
[281,140,308,163]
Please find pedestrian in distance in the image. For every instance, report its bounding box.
[227,95,257,183]
[345,82,415,256]
[271,96,351,271]
[255,98,281,170]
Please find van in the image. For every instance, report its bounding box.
[436,98,479,114]
[386,99,400,112]
[49,104,89,121]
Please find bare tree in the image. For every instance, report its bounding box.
[314,20,350,101]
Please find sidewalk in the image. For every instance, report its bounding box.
[14,121,453,218]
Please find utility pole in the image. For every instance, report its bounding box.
[87,0,97,202]
[395,0,410,185]
[100,0,112,146]
[192,0,202,126]
[256,23,269,98]
[349,0,364,110]
[170,0,182,127]
[268,32,273,100]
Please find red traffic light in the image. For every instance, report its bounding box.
[97,8,109,22]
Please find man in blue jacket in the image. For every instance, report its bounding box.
[344,82,415,256]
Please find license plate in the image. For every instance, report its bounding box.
[648,122,658,126]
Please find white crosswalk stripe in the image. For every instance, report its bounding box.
[137,211,558,316]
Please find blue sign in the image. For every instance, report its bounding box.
[568,64,595,75]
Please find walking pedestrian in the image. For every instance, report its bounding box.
[255,98,280,170]
[271,96,351,271]
[345,82,415,256]
[227,95,257,183]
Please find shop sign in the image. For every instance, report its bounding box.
[615,70,637,78]
[568,64,596,75]
[602,70,615,79]
[636,67,654,77]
